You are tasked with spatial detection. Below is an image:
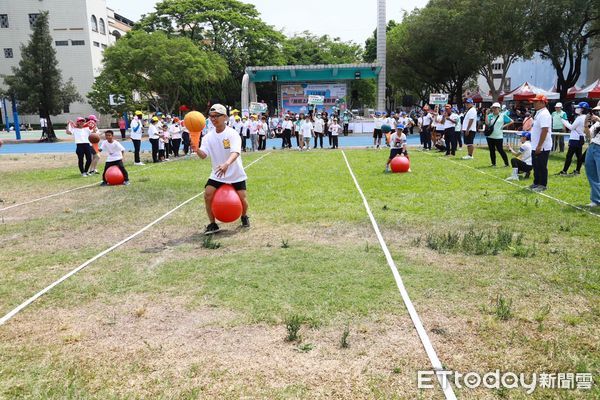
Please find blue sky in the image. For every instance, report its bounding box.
[106,0,428,45]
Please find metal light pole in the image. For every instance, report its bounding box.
[376,0,386,112]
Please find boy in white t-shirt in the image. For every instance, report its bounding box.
[385,124,409,173]
[198,104,249,234]
[300,115,313,150]
[99,130,129,186]
[329,118,342,149]
[506,131,533,180]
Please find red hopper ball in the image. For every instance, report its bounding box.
[211,184,243,223]
[105,166,125,185]
[390,155,410,173]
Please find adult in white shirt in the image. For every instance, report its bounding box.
[585,102,600,206]
[198,104,250,234]
[148,117,161,163]
[39,116,48,139]
[281,115,293,149]
[299,115,313,151]
[241,116,251,151]
[506,131,533,180]
[557,101,590,175]
[441,104,459,156]
[232,116,244,151]
[169,118,183,157]
[257,115,269,151]
[420,105,433,150]
[130,111,144,165]
[529,95,553,191]
[461,99,478,159]
[248,115,259,152]
[313,114,324,149]
[65,117,92,176]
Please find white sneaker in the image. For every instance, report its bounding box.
[587,202,599,207]
[82,173,88,177]
[134,162,145,166]
[505,176,519,181]
[462,155,473,160]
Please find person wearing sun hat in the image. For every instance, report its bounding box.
[557,101,591,176]
[551,102,567,152]
[148,116,161,163]
[529,94,552,192]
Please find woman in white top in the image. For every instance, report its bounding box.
[329,118,342,149]
[313,114,324,149]
[169,117,183,157]
[558,101,591,175]
[66,117,92,176]
[130,111,144,164]
[257,116,268,151]
[148,116,160,163]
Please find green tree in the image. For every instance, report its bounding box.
[530,0,600,101]
[387,1,486,106]
[4,12,82,141]
[282,32,363,65]
[363,20,397,63]
[472,0,533,100]
[136,0,284,85]
[88,31,228,116]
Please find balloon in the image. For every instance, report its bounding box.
[211,184,242,223]
[89,133,100,144]
[105,166,125,185]
[390,155,410,173]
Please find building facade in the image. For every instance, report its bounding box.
[0,0,132,126]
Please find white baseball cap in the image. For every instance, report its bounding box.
[209,104,227,115]
[555,102,563,108]
[491,102,501,108]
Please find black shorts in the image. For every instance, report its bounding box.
[205,179,247,191]
[373,129,382,139]
[389,148,408,159]
[464,131,476,145]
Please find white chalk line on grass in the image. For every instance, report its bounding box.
[0,153,270,327]
[341,151,457,400]
[0,156,196,213]
[424,152,600,220]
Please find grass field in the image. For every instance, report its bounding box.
[0,146,598,399]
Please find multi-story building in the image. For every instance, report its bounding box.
[0,0,133,126]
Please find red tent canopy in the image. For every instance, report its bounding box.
[499,82,559,102]
[575,80,600,99]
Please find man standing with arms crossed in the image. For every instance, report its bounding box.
[529,94,553,192]
[462,98,478,159]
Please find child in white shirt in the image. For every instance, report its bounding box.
[99,130,129,185]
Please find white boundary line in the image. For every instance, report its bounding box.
[0,153,270,326]
[0,163,157,212]
[424,152,600,219]
[341,151,457,400]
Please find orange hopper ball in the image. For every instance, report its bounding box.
[105,166,125,185]
[184,111,206,133]
[211,184,243,223]
[390,155,410,173]
[89,132,100,144]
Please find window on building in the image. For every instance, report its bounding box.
[0,14,9,28]
[29,13,39,28]
[55,40,69,46]
[112,30,121,40]
[71,40,85,46]
[99,18,106,34]
[4,48,13,58]
[90,15,97,32]
[93,41,100,47]
[101,44,107,49]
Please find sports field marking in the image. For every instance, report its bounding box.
[0,161,167,213]
[341,150,457,400]
[425,152,600,219]
[0,153,270,327]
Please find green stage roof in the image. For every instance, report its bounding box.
[246,63,382,83]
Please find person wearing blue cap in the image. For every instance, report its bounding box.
[384,124,409,172]
[556,101,591,176]
[506,132,533,180]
